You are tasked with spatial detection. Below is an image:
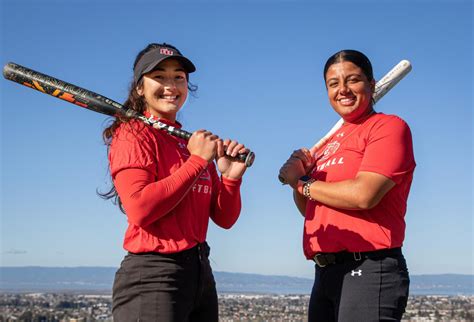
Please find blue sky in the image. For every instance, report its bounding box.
[1,0,472,278]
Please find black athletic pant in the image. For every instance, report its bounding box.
[112,242,218,322]
[308,252,409,322]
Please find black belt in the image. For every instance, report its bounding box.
[313,247,402,268]
[128,242,210,259]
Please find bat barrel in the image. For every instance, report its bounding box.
[373,60,412,103]
[3,62,126,118]
[4,62,255,168]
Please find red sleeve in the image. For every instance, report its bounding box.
[359,115,416,184]
[109,121,158,177]
[208,164,243,229]
[113,155,208,227]
[109,122,208,227]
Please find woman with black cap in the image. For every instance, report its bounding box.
[102,43,249,321]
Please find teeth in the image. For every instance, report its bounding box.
[340,98,355,103]
[161,95,177,99]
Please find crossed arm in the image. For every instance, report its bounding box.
[280,149,395,217]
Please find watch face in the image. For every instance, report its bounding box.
[300,175,312,182]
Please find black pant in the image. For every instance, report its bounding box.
[308,251,409,322]
[112,242,218,322]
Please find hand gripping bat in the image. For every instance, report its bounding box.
[3,62,255,167]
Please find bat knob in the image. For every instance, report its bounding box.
[244,151,256,167]
[278,175,288,185]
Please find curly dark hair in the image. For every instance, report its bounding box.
[98,42,197,212]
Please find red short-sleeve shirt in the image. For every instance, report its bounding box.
[303,113,416,259]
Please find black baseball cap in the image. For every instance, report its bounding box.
[133,44,196,84]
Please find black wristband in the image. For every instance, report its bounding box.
[299,175,312,182]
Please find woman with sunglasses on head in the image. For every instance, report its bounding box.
[101,43,250,322]
[279,50,416,321]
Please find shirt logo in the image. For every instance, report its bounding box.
[316,156,344,171]
[192,183,211,194]
[351,269,362,277]
[160,48,174,56]
[320,141,340,161]
[199,169,211,181]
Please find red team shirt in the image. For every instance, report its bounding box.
[304,113,416,259]
[109,117,242,254]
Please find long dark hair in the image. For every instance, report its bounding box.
[98,42,197,212]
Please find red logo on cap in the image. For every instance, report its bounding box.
[160,48,174,56]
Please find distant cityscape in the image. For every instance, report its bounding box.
[0,292,473,321]
[2,267,473,296]
[0,267,473,321]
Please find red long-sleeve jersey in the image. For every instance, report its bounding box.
[109,118,242,254]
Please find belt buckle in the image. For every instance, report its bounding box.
[353,252,362,261]
[313,254,327,268]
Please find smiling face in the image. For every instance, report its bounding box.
[325,61,375,122]
[137,58,188,122]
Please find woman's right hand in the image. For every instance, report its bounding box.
[278,148,315,187]
[187,129,219,162]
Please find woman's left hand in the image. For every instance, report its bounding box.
[216,139,249,179]
[279,149,314,188]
